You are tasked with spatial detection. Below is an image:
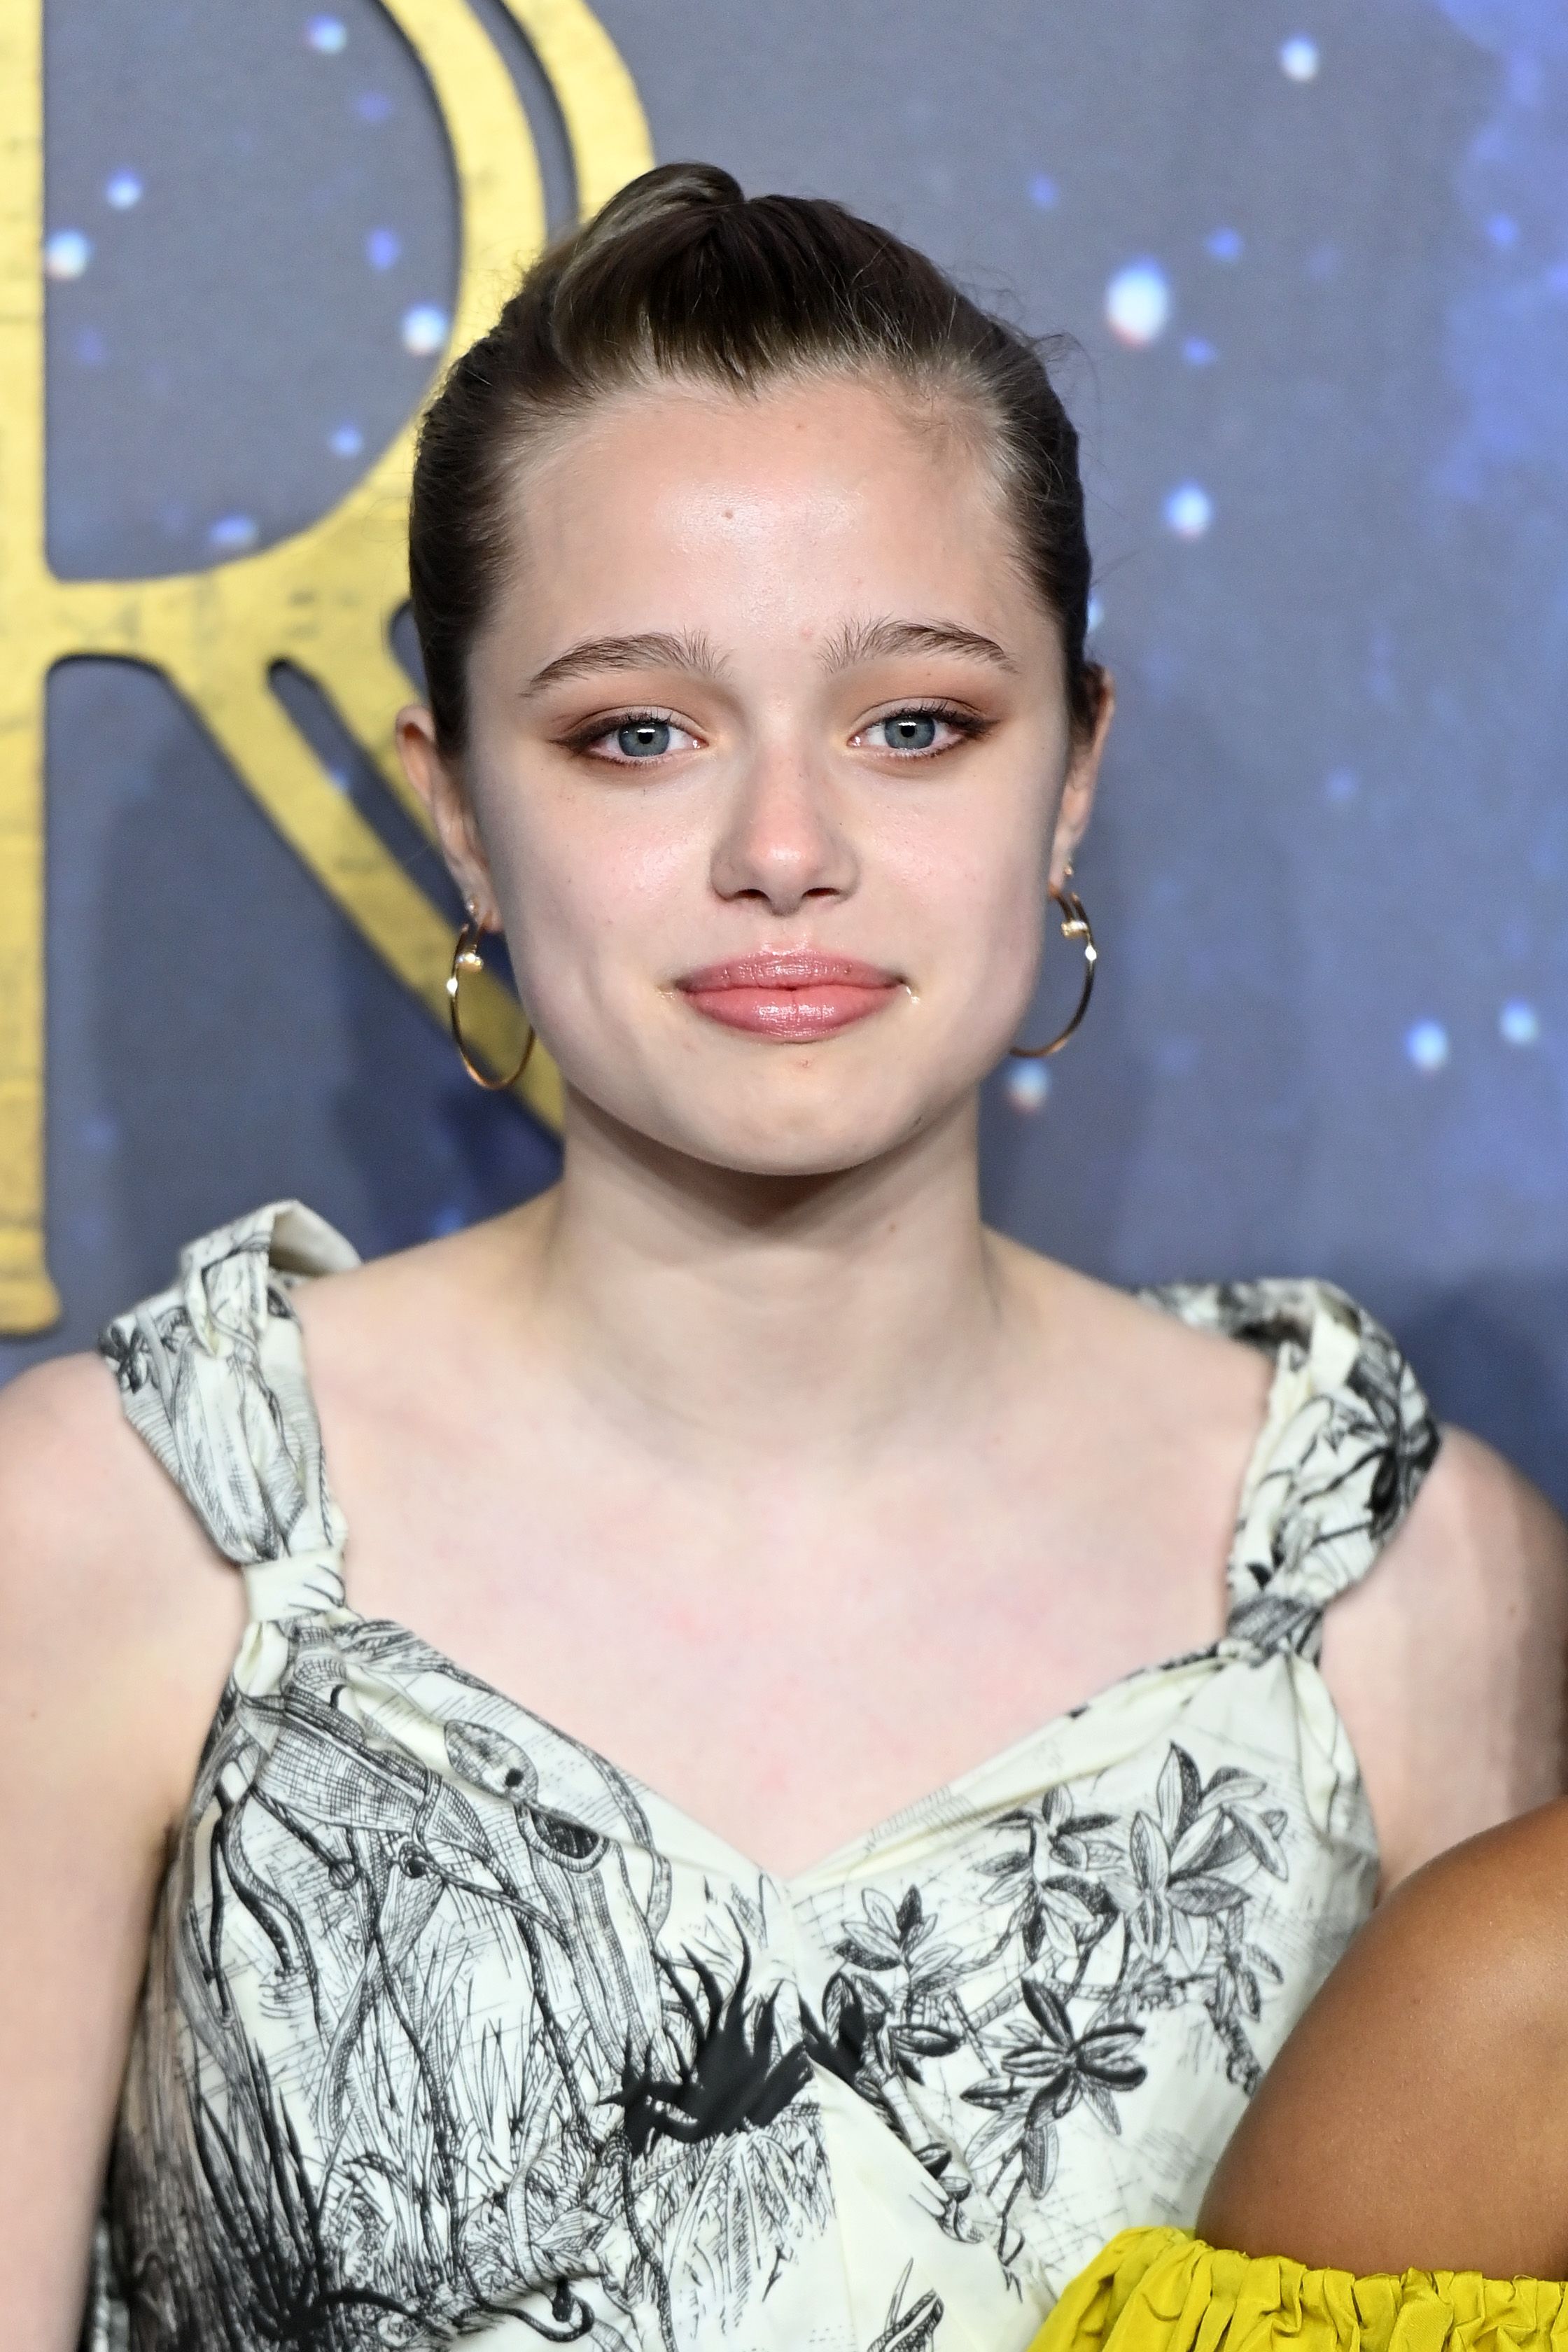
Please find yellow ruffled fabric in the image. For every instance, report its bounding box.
[1028,2227,1568,2352]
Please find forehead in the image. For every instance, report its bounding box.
[491,372,1045,659]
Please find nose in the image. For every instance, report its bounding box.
[708,738,859,916]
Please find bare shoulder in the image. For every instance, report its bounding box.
[0,1358,246,2338]
[1200,1799,1568,2276]
[993,1236,1275,1421]
[1321,1424,1568,1884]
[0,1350,243,1829]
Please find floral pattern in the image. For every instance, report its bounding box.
[86,1203,1438,2351]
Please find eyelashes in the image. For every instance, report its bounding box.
[560,699,994,766]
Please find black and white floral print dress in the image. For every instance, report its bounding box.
[88,1200,1438,2352]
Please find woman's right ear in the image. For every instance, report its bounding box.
[396,704,500,925]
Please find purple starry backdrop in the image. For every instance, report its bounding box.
[10,0,1568,1508]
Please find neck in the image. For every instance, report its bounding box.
[513,1088,1013,1474]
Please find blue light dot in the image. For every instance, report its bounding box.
[356,90,393,123]
[1487,212,1520,249]
[305,15,347,52]
[328,422,364,457]
[43,229,92,279]
[1182,335,1217,367]
[1405,1019,1450,1073]
[1205,227,1243,262]
[401,302,449,356]
[428,1203,465,1237]
[1105,260,1171,346]
[1280,36,1320,80]
[209,512,259,554]
[1500,999,1540,1046]
[1324,766,1358,804]
[1086,592,1105,633]
[1028,173,1058,211]
[1163,482,1213,539]
[104,171,143,211]
[1005,1062,1051,1112]
[365,226,401,270]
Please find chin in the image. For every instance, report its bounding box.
[634,1071,958,1182]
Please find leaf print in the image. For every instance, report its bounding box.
[867,2262,945,2351]
[92,1216,1439,2348]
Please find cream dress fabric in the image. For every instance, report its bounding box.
[87,1200,1437,2352]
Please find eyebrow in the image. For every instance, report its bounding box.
[520,629,728,701]
[819,616,1017,675]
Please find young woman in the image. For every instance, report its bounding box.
[3,164,1563,2352]
[1039,1800,1568,2352]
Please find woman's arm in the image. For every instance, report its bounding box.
[1198,1798,1568,2278]
[1320,1429,1568,1889]
[0,1354,242,2351]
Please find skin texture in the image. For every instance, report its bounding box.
[1199,1798,1568,2278]
[3,372,1566,2345]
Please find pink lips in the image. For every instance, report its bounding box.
[677,952,902,1040]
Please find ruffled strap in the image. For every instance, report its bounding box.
[1144,1278,1440,1660]
[1028,2227,1568,2352]
[99,1201,358,1637]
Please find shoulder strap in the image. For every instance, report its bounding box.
[99,1202,358,1629]
[1142,1276,1441,1660]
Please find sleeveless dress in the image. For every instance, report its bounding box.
[88,1200,1438,2352]
[1032,2230,1568,2352]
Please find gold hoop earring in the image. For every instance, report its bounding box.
[446,904,536,1091]
[1009,879,1098,1058]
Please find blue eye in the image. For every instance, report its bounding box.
[880,713,939,752]
[615,719,672,758]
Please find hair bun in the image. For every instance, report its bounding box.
[575,162,746,256]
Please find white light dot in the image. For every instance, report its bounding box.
[1006,1061,1051,1112]
[43,229,92,280]
[1163,482,1213,539]
[1280,36,1320,80]
[400,302,449,356]
[1086,592,1104,633]
[209,512,259,554]
[1105,260,1171,348]
[1500,999,1540,1046]
[1405,1019,1449,1072]
[104,172,143,211]
[305,15,347,52]
[328,423,364,457]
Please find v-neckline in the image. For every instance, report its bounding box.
[315,1595,1241,1892]
[279,1232,1292,1893]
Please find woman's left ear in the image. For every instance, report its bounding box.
[1050,665,1115,889]
[396,704,502,928]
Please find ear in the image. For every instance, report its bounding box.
[1049,666,1115,891]
[396,705,501,927]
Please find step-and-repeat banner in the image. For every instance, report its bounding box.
[6,0,1567,1503]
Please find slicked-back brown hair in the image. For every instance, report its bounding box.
[409,162,1102,758]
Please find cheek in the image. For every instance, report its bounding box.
[477,783,704,998]
[875,782,1054,992]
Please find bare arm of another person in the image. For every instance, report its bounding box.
[1198,1799,1568,2279]
[0,1357,243,2350]
[1320,1428,1568,1889]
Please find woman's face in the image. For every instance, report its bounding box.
[404,372,1111,1179]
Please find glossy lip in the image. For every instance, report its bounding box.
[676,951,904,1042]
